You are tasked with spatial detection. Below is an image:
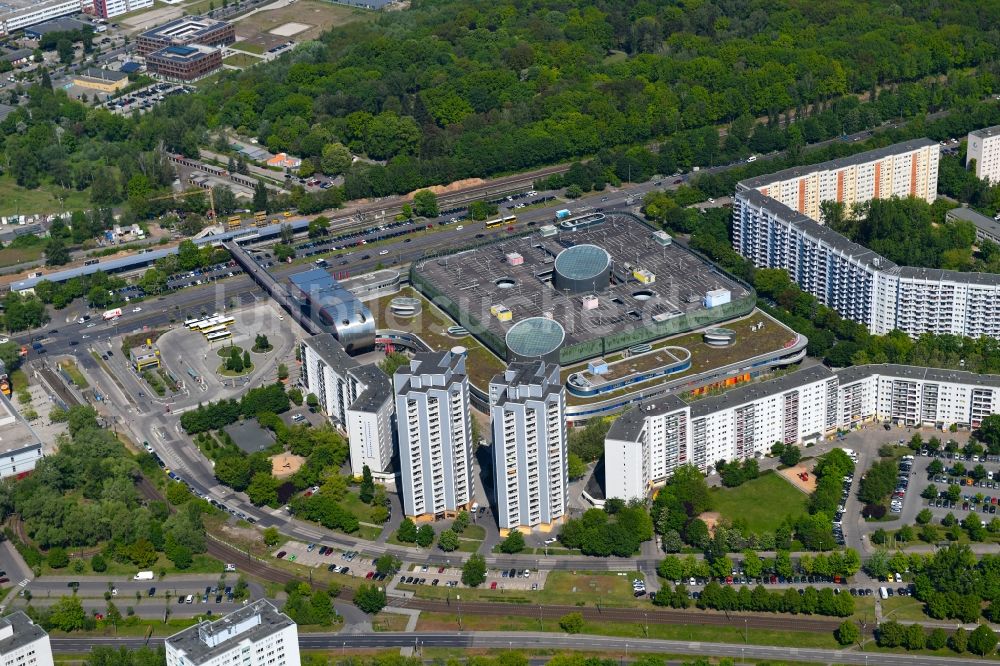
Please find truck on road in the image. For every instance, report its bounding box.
[133,571,154,581]
[103,308,122,320]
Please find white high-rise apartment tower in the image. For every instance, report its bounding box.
[165,601,300,666]
[0,612,53,666]
[967,126,1000,184]
[490,362,567,533]
[394,350,475,519]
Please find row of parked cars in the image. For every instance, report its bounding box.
[890,456,914,514]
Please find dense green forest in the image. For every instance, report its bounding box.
[5,0,1000,215]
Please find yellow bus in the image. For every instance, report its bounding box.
[227,215,242,230]
[485,214,516,230]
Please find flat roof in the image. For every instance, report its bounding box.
[141,15,229,41]
[412,212,749,353]
[835,363,1000,389]
[0,612,48,653]
[349,364,393,413]
[303,332,357,375]
[77,67,128,82]
[0,391,43,456]
[738,189,896,272]
[12,217,311,291]
[150,43,217,62]
[222,420,274,455]
[166,601,294,664]
[606,393,689,443]
[24,17,89,34]
[969,126,1000,139]
[689,365,836,419]
[289,267,371,324]
[947,206,1000,240]
[738,138,938,190]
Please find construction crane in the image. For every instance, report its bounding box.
[146,187,216,220]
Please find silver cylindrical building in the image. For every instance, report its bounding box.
[505,317,565,365]
[553,244,611,294]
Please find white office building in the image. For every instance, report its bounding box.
[0,0,90,37]
[165,600,299,666]
[0,612,53,666]
[967,126,1000,184]
[0,392,43,480]
[299,333,394,478]
[737,138,939,221]
[733,188,1000,339]
[394,350,474,520]
[490,362,567,533]
[605,364,1000,501]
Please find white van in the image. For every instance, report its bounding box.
[185,594,193,604]
[879,587,888,599]
[746,155,758,163]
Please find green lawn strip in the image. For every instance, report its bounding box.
[229,40,265,54]
[45,552,224,578]
[58,359,89,389]
[414,611,841,649]
[371,611,410,632]
[223,53,262,69]
[456,539,481,553]
[400,571,645,608]
[48,617,200,638]
[368,286,505,390]
[337,492,385,527]
[0,174,92,216]
[0,246,43,268]
[877,595,931,622]
[710,470,809,532]
[385,533,429,549]
[460,524,486,540]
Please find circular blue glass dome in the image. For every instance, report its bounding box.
[505,317,565,361]
[553,244,611,293]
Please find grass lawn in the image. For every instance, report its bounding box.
[878,595,930,622]
[371,611,410,632]
[230,40,265,54]
[0,175,92,217]
[0,245,42,268]
[457,538,481,553]
[710,471,808,532]
[58,359,89,389]
[399,570,646,608]
[49,617,200,638]
[338,492,385,529]
[415,612,841,649]
[223,53,262,69]
[48,552,224,578]
[460,524,486,540]
[368,286,505,390]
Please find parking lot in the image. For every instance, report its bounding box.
[910,448,1000,523]
[103,82,194,115]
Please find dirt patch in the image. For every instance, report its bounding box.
[698,511,721,535]
[269,21,310,36]
[778,464,817,494]
[270,452,306,478]
[413,178,487,198]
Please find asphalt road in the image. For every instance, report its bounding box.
[47,631,996,665]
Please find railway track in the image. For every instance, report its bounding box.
[136,472,841,636]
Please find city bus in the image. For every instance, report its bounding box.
[200,324,228,336]
[227,216,242,230]
[484,214,517,230]
[205,330,232,342]
[195,316,235,331]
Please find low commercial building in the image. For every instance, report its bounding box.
[0,611,54,666]
[165,600,300,666]
[299,333,394,478]
[145,44,222,81]
[129,342,160,371]
[0,48,32,66]
[946,206,1000,246]
[16,14,88,39]
[0,392,44,480]
[137,16,234,56]
[266,152,301,169]
[605,363,1000,501]
[72,67,129,92]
